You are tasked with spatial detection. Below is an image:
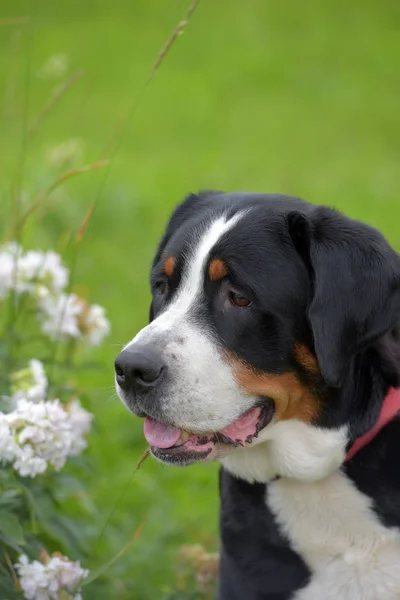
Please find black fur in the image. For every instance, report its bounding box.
[219,469,310,599]
[147,191,400,599]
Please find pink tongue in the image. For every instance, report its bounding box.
[219,407,261,443]
[143,417,182,448]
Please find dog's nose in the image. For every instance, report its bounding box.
[115,346,165,391]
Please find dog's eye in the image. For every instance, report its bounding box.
[155,280,167,295]
[229,291,251,308]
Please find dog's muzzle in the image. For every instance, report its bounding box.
[114,344,165,394]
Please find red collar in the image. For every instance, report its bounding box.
[346,387,400,461]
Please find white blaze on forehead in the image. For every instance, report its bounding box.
[127,212,245,345]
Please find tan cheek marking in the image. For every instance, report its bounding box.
[294,343,320,374]
[228,356,320,423]
[209,258,229,281]
[163,256,176,278]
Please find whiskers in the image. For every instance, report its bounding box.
[104,391,118,405]
[110,341,127,349]
[91,384,119,405]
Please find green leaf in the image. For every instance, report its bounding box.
[0,489,21,508]
[17,484,38,533]
[0,510,25,545]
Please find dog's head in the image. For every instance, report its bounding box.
[115,192,400,481]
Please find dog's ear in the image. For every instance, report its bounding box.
[287,208,400,387]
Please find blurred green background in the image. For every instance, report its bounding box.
[0,0,399,597]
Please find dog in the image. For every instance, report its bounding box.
[115,191,400,599]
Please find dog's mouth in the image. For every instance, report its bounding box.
[143,403,274,466]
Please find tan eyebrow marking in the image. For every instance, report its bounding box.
[163,256,176,278]
[209,258,229,281]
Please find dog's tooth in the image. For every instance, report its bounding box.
[175,439,183,446]
[180,431,190,442]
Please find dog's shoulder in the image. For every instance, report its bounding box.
[219,468,311,598]
[268,453,400,600]
[220,418,400,600]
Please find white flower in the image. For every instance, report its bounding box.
[0,398,92,477]
[2,241,21,256]
[39,293,83,341]
[29,359,48,401]
[13,446,48,478]
[44,251,69,292]
[0,244,68,298]
[82,304,110,346]
[11,359,48,404]
[15,554,51,600]
[0,242,31,297]
[53,556,88,590]
[38,53,69,79]
[15,553,89,600]
[0,421,19,463]
[38,293,110,346]
[0,254,15,296]
[0,241,110,346]
[18,251,47,288]
[67,400,92,455]
[19,250,69,294]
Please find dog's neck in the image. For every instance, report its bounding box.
[221,388,400,484]
[346,387,400,461]
[220,419,348,484]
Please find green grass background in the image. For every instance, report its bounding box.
[0,1,399,597]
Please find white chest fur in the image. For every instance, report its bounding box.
[267,472,400,600]
[221,419,400,599]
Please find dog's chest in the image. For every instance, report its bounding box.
[267,472,400,600]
